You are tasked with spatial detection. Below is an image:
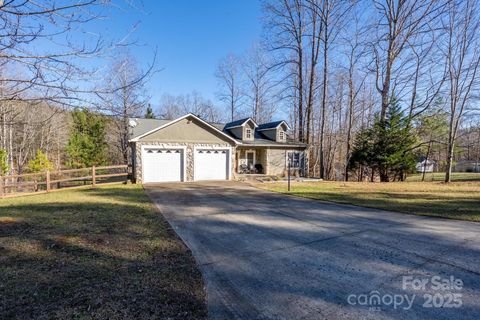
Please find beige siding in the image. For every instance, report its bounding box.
[242,121,255,142]
[278,123,288,142]
[139,117,232,144]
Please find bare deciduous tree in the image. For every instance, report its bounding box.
[98,52,153,164]
[215,54,244,121]
[0,1,119,106]
[159,91,224,123]
[241,43,278,123]
[264,0,306,141]
[443,0,480,183]
[342,14,368,181]
[371,0,447,122]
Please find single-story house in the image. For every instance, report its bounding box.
[128,113,307,183]
[454,160,480,173]
[416,159,435,173]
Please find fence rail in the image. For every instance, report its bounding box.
[0,165,129,198]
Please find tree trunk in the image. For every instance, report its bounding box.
[345,71,354,181]
[445,131,455,183]
[298,43,304,142]
[319,26,328,180]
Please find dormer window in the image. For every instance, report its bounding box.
[246,128,252,139]
[279,131,285,141]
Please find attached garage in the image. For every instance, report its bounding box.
[130,113,308,184]
[142,147,185,183]
[131,114,237,183]
[194,148,231,181]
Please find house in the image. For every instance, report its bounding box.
[454,160,480,173]
[416,159,435,173]
[128,113,307,183]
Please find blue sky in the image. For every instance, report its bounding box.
[107,0,262,106]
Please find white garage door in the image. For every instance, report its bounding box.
[194,149,229,181]
[142,148,183,183]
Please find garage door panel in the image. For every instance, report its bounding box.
[194,149,229,181]
[143,148,183,183]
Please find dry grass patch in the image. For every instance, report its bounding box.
[255,181,480,222]
[0,184,206,320]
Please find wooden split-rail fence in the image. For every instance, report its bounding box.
[0,165,130,198]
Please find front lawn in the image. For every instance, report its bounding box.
[406,172,480,182]
[0,184,206,319]
[255,181,480,222]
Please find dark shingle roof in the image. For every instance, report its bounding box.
[223,118,253,130]
[257,120,287,130]
[129,116,304,147]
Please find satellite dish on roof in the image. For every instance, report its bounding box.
[128,119,138,128]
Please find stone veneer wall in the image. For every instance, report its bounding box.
[134,142,235,183]
[266,148,306,176]
[266,149,287,176]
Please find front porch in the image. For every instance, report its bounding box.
[235,148,267,174]
[234,147,305,177]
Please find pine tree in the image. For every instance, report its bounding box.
[145,104,155,119]
[28,150,54,173]
[66,109,109,168]
[349,97,417,181]
[0,149,8,175]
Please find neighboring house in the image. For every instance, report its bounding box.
[454,160,480,173]
[416,160,435,173]
[128,113,307,183]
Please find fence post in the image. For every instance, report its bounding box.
[92,166,96,186]
[46,170,51,192]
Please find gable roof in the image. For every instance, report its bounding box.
[223,117,258,130]
[129,118,172,140]
[129,113,238,144]
[257,120,290,131]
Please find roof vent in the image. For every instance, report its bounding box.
[128,119,138,128]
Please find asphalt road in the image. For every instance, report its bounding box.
[145,181,480,320]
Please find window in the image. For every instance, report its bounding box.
[246,128,252,139]
[279,131,285,141]
[287,152,301,168]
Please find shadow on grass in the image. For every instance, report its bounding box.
[286,190,480,221]
[145,183,480,319]
[0,186,207,320]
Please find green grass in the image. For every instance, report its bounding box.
[406,172,480,182]
[0,184,206,319]
[256,181,480,222]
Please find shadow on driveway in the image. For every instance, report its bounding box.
[146,181,480,320]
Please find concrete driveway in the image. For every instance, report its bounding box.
[145,182,480,320]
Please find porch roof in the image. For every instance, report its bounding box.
[236,138,307,148]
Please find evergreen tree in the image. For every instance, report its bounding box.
[144,104,155,119]
[349,97,417,182]
[0,149,8,175]
[28,150,54,172]
[66,109,109,168]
